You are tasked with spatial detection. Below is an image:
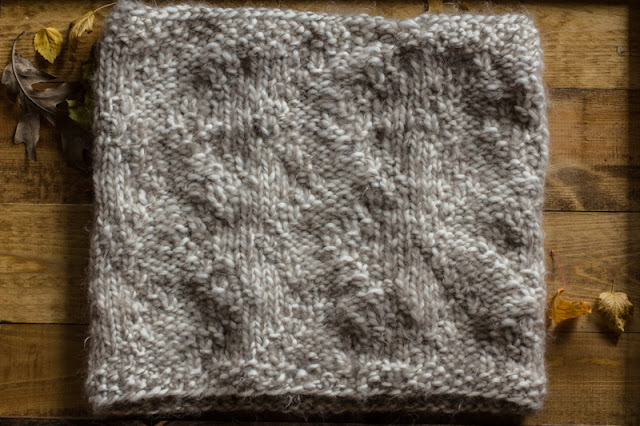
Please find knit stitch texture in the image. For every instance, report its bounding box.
[87,0,549,416]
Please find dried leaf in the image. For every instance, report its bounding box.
[2,31,90,168]
[596,291,634,334]
[15,101,40,157]
[66,60,95,134]
[34,27,63,63]
[549,288,592,324]
[69,11,95,60]
[67,99,92,132]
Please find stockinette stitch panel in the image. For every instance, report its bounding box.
[87,0,550,416]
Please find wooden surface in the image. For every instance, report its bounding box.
[0,0,638,424]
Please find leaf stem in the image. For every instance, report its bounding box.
[94,2,117,13]
[26,17,46,30]
[550,250,566,290]
[604,269,615,292]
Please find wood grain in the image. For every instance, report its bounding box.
[0,325,637,424]
[527,331,640,425]
[1,1,637,208]
[2,88,639,210]
[0,103,94,205]
[545,89,640,212]
[1,204,637,330]
[543,212,640,334]
[456,1,638,90]
[0,325,89,418]
[0,0,638,424]
[0,0,635,89]
[0,204,91,324]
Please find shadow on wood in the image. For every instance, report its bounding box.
[624,2,640,424]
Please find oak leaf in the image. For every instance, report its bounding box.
[596,291,634,334]
[2,31,91,168]
[34,27,63,63]
[549,288,592,324]
[68,11,95,59]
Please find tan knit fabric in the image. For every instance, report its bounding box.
[86,0,549,416]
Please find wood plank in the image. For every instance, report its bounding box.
[0,204,638,333]
[543,212,639,335]
[0,324,637,424]
[0,0,635,89]
[0,325,89,418]
[0,0,424,83]
[455,1,637,90]
[0,204,91,324]
[0,0,637,425]
[544,89,640,212]
[2,87,639,210]
[1,1,637,206]
[0,106,94,204]
[525,331,640,425]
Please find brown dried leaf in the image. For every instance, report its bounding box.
[2,32,90,168]
[596,291,634,334]
[549,288,592,324]
[69,11,95,60]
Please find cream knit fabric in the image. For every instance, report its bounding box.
[87,0,549,416]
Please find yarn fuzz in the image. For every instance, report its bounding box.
[86,0,550,416]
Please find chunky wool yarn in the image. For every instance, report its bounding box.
[86,0,550,416]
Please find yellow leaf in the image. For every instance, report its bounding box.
[596,291,634,334]
[34,27,63,63]
[69,11,95,59]
[549,288,592,324]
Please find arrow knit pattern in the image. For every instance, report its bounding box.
[87,0,549,416]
